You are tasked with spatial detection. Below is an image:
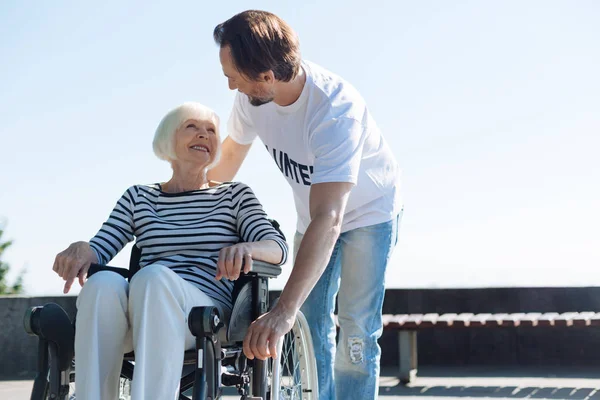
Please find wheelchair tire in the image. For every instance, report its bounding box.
[269,310,318,400]
[41,378,76,400]
[117,376,132,400]
[60,379,132,400]
[32,361,76,400]
[52,366,132,400]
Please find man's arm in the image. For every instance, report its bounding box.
[243,181,353,360]
[276,181,352,310]
[208,136,252,182]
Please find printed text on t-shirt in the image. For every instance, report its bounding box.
[265,145,314,186]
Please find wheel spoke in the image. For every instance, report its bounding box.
[269,311,317,400]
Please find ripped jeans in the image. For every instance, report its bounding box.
[297,213,401,400]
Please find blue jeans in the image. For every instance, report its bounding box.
[297,213,401,400]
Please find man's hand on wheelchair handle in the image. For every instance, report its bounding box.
[52,241,97,294]
[243,301,297,360]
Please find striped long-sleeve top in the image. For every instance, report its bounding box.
[89,182,288,312]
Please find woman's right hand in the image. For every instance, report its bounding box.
[53,241,97,294]
[216,243,254,281]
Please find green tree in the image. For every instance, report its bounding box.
[0,226,24,295]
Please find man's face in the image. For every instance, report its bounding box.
[219,46,275,106]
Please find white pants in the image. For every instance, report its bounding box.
[74,264,216,400]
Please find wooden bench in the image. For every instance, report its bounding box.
[382,312,600,384]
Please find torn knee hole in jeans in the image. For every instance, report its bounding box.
[348,337,364,364]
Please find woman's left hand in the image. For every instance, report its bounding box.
[216,243,253,280]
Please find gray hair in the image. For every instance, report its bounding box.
[153,102,221,167]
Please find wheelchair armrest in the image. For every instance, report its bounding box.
[88,263,130,280]
[88,261,280,280]
[247,260,282,278]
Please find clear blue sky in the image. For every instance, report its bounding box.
[1,0,599,295]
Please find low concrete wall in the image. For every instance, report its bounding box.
[378,287,600,368]
[3,287,600,379]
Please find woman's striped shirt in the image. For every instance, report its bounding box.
[89,182,288,312]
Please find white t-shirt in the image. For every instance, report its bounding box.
[227,60,402,234]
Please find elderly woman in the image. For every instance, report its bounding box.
[52,102,287,400]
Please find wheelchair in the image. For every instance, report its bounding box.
[23,232,318,400]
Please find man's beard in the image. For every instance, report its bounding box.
[248,94,274,107]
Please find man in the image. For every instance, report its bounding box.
[209,10,402,400]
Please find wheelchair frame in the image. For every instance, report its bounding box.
[25,245,282,400]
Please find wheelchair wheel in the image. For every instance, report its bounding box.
[60,379,131,400]
[32,361,76,400]
[56,365,132,400]
[117,376,132,400]
[269,311,318,400]
[50,372,76,400]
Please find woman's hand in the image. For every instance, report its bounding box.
[216,243,253,281]
[53,241,97,294]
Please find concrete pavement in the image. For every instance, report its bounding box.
[5,366,600,399]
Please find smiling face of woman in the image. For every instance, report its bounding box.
[172,118,219,169]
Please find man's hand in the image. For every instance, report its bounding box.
[216,243,253,281]
[243,303,297,360]
[52,241,97,294]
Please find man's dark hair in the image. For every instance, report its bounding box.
[214,10,301,82]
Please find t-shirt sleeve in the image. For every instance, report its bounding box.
[227,92,258,145]
[89,186,137,264]
[233,184,288,265]
[309,117,367,185]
